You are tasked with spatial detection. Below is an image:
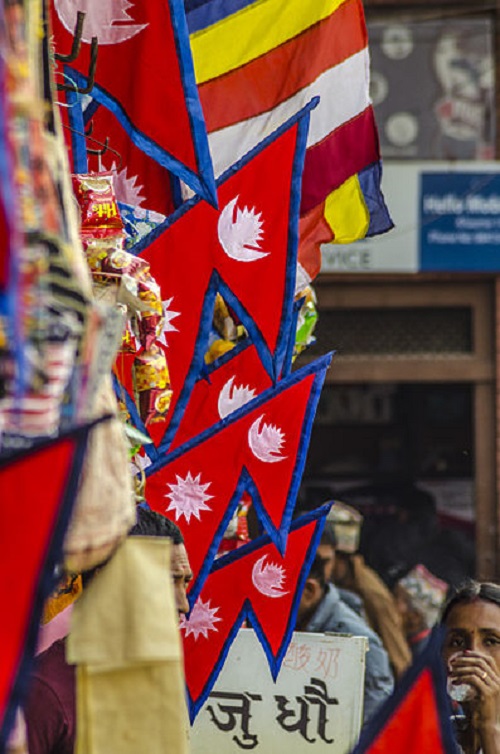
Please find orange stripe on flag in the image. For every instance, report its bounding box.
[199,0,367,133]
[298,205,333,282]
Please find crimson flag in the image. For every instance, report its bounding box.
[181,506,330,720]
[146,354,331,596]
[50,0,216,203]
[351,629,458,754]
[170,342,273,451]
[0,421,100,749]
[65,97,177,221]
[134,100,317,453]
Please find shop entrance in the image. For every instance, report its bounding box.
[297,276,497,582]
[301,381,475,588]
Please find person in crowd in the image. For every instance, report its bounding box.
[441,581,500,754]
[24,508,192,754]
[394,563,448,658]
[132,505,193,615]
[321,501,412,679]
[295,530,394,726]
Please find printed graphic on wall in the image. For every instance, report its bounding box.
[368,18,495,160]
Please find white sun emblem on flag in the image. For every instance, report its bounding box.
[110,163,146,209]
[180,598,222,640]
[157,298,180,348]
[165,471,213,523]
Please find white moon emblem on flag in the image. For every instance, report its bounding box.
[248,415,286,463]
[252,556,288,598]
[218,196,268,262]
[218,376,256,419]
[54,0,147,45]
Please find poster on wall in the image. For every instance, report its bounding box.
[368,18,495,161]
[420,172,500,271]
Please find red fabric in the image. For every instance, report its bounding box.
[182,517,318,704]
[83,105,175,219]
[0,437,80,733]
[170,344,273,450]
[198,0,367,133]
[298,205,332,283]
[300,106,380,215]
[147,369,318,581]
[364,670,445,754]
[24,639,75,754]
[50,0,198,174]
[0,195,11,290]
[139,119,302,446]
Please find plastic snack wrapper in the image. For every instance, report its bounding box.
[72,172,124,238]
[294,285,318,359]
[133,343,173,425]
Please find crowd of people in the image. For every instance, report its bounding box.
[12,499,500,754]
[296,500,500,753]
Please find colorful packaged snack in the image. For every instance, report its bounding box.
[133,344,172,425]
[72,172,124,237]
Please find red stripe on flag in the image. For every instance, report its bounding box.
[298,205,334,278]
[300,106,380,215]
[198,0,367,133]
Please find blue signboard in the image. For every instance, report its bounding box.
[420,172,500,271]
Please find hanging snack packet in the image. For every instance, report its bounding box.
[133,343,172,425]
[72,172,124,238]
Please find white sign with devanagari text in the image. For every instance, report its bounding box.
[191,629,367,754]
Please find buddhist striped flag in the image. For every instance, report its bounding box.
[186,0,393,273]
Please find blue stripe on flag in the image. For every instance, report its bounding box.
[359,161,394,238]
[186,0,256,34]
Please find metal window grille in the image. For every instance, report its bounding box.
[309,307,473,357]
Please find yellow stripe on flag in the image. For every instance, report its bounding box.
[191,0,349,84]
[324,175,370,243]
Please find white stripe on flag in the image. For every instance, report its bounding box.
[207,48,370,178]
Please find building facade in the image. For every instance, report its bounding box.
[299,0,500,584]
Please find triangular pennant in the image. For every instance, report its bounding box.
[0,420,103,749]
[181,506,330,721]
[146,354,331,597]
[65,98,176,221]
[352,629,458,754]
[170,342,273,451]
[49,0,216,203]
[134,101,316,453]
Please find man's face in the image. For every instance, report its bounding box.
[317,543,336,582]
[171,543,193,616]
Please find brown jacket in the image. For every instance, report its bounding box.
[337,554,412,678]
